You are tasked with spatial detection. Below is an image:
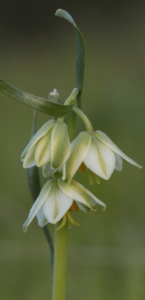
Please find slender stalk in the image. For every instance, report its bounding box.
[73,105,94,131]
[52,221,68,300]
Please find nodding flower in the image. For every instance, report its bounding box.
[21,119,71,178]
[23,177,106,232]
[65,130,142,184]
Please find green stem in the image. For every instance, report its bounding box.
[52,221,68,300]
[73,106,94,131]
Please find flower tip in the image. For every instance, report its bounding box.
[55,9,61,16]
[22,222,28,233]
[138,164,143,169]
[22,163,27,169]
[62,174,66,181]
[51,163,57,170]
[132,162,142,169]
[103,204,107,211]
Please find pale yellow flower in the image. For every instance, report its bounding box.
[66,130,142,184]
[23,177,106,231]
[21,119,71,171]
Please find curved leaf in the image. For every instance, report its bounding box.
[55,9,85,108]
[0,78,73,117]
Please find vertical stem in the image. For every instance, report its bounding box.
[52,221,68,300]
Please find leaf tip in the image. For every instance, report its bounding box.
[55,8,61,17]
[22,221,28,233]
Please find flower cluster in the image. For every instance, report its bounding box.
[22,89,142,231]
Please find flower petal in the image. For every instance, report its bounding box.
[37,207,48,227]
[76,201,91,213]
[84,135,116,180]
[51,122,71,169]
[65,132,91,184]
[22,144,36,168]
[21,119,55,160]
[95,131,142,168]
[115,153,123,171]
[42,181,73,224]
[42,162,57,177]
[58,178,106,210]
[35,131,51,167]
[23,180,53,232]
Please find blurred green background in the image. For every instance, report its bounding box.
[0,1,145,299]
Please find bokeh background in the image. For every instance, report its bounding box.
[0,1,145,299]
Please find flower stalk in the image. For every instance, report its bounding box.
[52,221,68,300]
[73,105,93,132]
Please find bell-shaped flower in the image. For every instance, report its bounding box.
[21,119,71,171]
[65,130,142,184]
[23,177,106,232]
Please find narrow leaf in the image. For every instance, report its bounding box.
[0,78,73,117]
[55,9,85,108]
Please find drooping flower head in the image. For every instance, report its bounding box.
[65,128,142,184]
[21,119,71,174]
[23,177,106,232]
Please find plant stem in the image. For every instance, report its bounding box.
[52,221,68,300]
[73,105,94,131]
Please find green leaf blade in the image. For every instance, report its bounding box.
[0,78,73,117]
[55,9,85,108]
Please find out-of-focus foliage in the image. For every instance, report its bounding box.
[0,1,145,299]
